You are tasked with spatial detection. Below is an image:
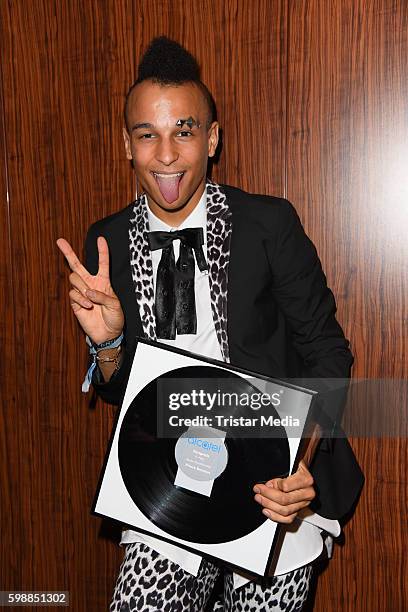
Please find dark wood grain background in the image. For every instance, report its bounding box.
[0,1,406,610]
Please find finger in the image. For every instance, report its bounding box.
[69,288,93,309]
[85,288,119,309]
[265,464,314,494]
[257,495,311,518]
[281,462,314,493]
[254,486,314,509]
[261,461,311,486]
[97,236,110,280]
[254,484,315,506]
[69,272,90,296]
[263,477,284,491]
[70,302,83,314]
[261,509,298,524]
[57,238,90,279]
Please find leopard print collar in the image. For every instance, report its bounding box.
[128,180,232,362]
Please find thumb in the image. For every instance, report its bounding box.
[297,460,309,474]
[85,289,119,308]
[296,460,314,487]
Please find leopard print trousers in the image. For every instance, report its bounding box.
[109,543,312,611]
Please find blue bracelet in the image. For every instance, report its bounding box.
[81,333,124,393]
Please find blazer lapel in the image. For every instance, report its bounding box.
[206,180,232,363]
[128,193,157,341]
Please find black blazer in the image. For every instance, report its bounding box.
[85,183,364,520]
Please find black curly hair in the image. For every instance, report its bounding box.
[124,37,216,130]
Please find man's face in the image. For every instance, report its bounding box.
[123,80,219,223]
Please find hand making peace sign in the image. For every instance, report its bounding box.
[56,236,124,345]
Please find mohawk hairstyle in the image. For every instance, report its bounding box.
[124,36,216,130]
[137,36,200,83]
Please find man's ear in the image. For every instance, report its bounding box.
[123,128,133,160]
[208,122,219,158]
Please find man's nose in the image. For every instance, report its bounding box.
[155,137,179,165]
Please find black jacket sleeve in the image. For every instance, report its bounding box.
[267,200,364,519]
[268,200,353,380]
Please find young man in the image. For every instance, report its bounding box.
[58,37,363,611]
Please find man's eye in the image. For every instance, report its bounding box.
[139,133,155,139]
[177,131,193,137]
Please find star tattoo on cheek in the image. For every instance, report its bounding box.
[175,116,201,129]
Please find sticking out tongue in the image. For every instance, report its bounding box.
[154,173,183,203]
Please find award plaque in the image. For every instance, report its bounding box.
[93,339,319,576]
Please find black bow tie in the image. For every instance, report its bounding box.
[147,228,208,339]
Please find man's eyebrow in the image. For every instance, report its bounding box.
[130,122,154,132]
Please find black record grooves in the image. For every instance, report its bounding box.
[118,366,290,544]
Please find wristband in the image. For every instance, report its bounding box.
[82,332,124,393]
[87,332,124,352]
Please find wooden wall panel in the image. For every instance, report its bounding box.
[0,34,18,586]
[287,1,408,610]
[1,1,407,611]
[0,1,134,608]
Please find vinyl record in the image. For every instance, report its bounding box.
[118,365,290,544]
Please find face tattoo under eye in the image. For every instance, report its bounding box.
[175,116,201,129]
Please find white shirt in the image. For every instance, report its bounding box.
[121,188,340,586]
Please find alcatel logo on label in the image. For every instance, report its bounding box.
[187,437,222,453]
